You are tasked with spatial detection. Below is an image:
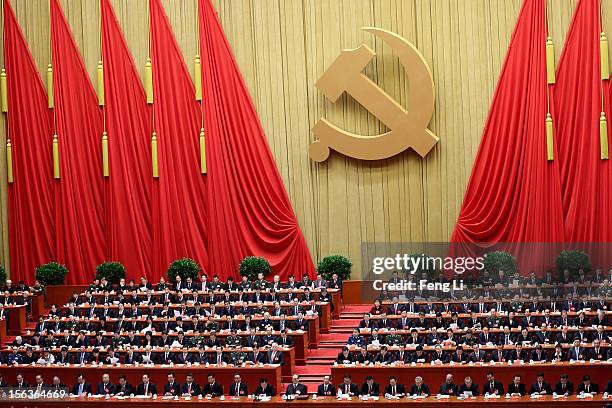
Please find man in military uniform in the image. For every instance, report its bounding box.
[462,329,478,346]
[190,330,205,348]
[111,332,124,349]
[253,273,269,291]
[385,328,403,346]
[225,329,242,348]
[230,345,248,366]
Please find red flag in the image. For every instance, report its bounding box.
[50,0,106,283]
[452,0,565,273]
[4,0,55,283]
[198,0,314,279]
[149,0,208,278]
[101,0,153,279]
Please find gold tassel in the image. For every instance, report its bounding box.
[102,131,109,177]
[151,131,159,178]
[602,32,610,80]
[194,55,202,101]
[600,112,609,160]
[53,134,60,179]
[145,58,153,104]
[6,139,13,184]
[546,113,554,161]
[97,61,105,106]
[47,64,54,109]
[200,128,207,173]
[0,69,7,113]
[546,37,555,84]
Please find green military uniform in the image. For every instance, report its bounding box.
[190,335,204,348]
[225,335,242,348]
[111,336,123,349]
[230,351,248,365]
[385,333,403,346]
[64,321,78,332]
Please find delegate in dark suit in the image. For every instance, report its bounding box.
[576,382,599,394]
[529,381,552,395]
[164,381,181,396]
[71,383,92,395]
[317,383,337,396]
[409,383,431,396]
[337,383,359,396]
[384,383,406,397]
[135,382,157,396]
[254,383,276,396]
[228,382,248,396]
[360,382,380,396]
[181,382,201,397]
[286,383,308,395]
[202,382,223,397]
[458,383,479,396]
[507,382,526,396]
[554,381,574,395]
[482,381,504,395]
[96,382,115,395]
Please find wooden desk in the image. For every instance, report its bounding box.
[31,294,45,321]
[7,305,26,335]
[0,395,608,407]
[0,318,6,344]
[330,362,611,393]
[0,364,282,396]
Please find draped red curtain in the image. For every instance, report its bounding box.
[198,0,315,280]
[149,0,208,280]
[451,0,565,274]
[101,0,153,280]
[4,0,55,284]
[554,0,612,243]
[50,0,106,284]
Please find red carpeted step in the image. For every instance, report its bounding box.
[319,333,349,342]
[292,365,331,376]
[307,348,340,358]
[333,319,360,327]
[341,304,371,313]
[306,359,336,365]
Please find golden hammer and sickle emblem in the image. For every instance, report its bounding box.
[310,27,438,162]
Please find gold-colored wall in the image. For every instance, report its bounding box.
[0,0,604,278]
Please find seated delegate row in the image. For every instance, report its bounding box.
[347,326,611,345]
[67,288,333,307]
[81,273,340,295]
[6,372,274,398]
[47,299,328,320]
[35,313,312,334]
[317,372,612,398]
[371,299,610,315]
[19,328,296,349]
[335,343,611,364]
[3,344,287,366]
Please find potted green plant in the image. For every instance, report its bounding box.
[0,264,6,286]
[167,258,201,283]
[483,251,517,275]
[95,262,126,284]
[35,262,68,286]
[556,250,591,273]
[316,255,352,281]
[239,256,271,281]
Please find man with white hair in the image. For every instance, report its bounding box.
[438,374,458,396]
[286,374,307,396]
